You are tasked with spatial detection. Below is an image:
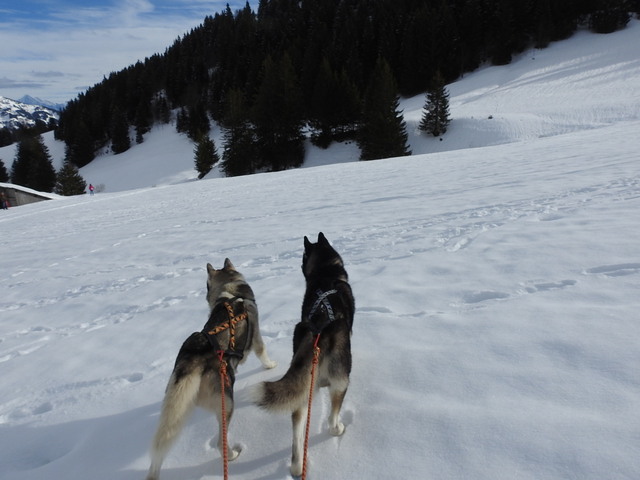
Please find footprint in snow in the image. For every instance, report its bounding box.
[7,402,53,421]
[584,263,640,277]
[125,372,144,383]
[462,290,510,304]
[521,279,577,293]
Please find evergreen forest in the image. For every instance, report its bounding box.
[55,0,636,174]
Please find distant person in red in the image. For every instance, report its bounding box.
[89,184,95,196]
[1,192,8,209]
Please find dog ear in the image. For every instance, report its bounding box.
[304,236,311,249]
[318,232,328,244]
[223,258,235,270]
[207,263,215,275]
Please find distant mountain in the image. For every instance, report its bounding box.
[0,96,59,130]
[18,95,66,112]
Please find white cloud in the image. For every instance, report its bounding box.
[0,1,252,103]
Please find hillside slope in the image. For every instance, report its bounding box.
[2,21,638,193]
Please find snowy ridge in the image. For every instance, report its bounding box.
[0,96,59,130]
[0,21,639,480]
[18,95,66,113]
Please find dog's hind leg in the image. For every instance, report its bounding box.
[214,391,242,461]
[328,379,349,436]
[254,333,278,368]
[252,328,277,369]
[290,405,308,477]
[146,371,201,480]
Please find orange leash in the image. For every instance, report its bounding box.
[302,334,321,480]
[218,350,230,480]
[208,301,247,480]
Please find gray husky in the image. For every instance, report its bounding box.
[145,259,276,480]
[254,232,355,477]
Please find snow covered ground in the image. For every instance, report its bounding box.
[1,20,639,480]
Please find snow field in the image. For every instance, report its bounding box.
[0,19,639,480]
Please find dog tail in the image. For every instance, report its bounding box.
[253,339,316,412]
[149,370,201,465]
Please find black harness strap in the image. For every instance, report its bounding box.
[308,289,338,335]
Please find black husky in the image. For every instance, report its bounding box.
[254,232,355,476]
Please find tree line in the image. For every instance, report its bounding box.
[0,120,57,148]
[43,0,639,178]
[1,134,87,196]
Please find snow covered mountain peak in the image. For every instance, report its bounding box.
[18,95,66,112]
[0,95,59,130]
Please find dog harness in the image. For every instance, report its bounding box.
[307,289,338,334]
[204,298,248,360]
[206,298,249,480]
[300,287,340,480]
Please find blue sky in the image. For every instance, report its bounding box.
[0,0,253,105]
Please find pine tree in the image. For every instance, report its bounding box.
[64,118,95,168]
[419,72,451,137]
[55,159,87,195]
[533,0,553,48]
[309,58,336,147]
[186,102,210,142]
[176,107,189,135]
[10,143,31,187]
[0,128,13,148]
[29,138,57,193]
[358,57,411,161]
[458,0,485,75]
[134,98,151,144]
[0,158,9,182]
[222,125,257,177]
[110,107,131,154]
[590,0,630,33]
[252,54,305,171]
[309,59,361,147]
[29,150,57,193]
[333,69,362,139]
[11,135,56,192]
[221,89,257,177]
[153,95,171,124]
[488,0,516,66]
[194,136,219,179]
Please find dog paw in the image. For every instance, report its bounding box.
[290,463,303,477]
[228,444,242,461]
[329,422,345,436]
[263,360,277,369]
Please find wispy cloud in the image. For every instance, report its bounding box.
[47,0,157,28]
[0,76,48,89]
[0,1,252,103]
[30,71,67,78]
